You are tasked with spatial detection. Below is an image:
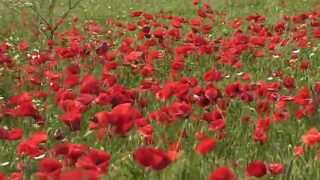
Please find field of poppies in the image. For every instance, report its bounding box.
[0,0,320,179]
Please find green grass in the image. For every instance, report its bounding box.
[1,0,319,35]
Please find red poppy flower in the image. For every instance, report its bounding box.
[301,128,320,147]
[125,51,143,63]
[0,128,23,141]
[6,102,39,118]
[193,0,200,5]
[17,141,44,157]
[283,76,295,89]
[246,160,267,177]
[17,131,47,157]
[86,21,103,34]
[77,93,96,105]
[131,11,142,17]
[172,18,183,28]
[300,59,310,71]
[36,158,62,179]
[76,149,111,174]
[60,100,86,113]
[134,147,171,170]
[190,18,202,26]
[209,166,237,180]
[59,169,100,180]
[59,111,82,131]
[64,74,79,87]
[80,75,100,95]
[209,119,226,132]
[167,102,193,119]
[108,103,142,135]
[293,146,304,157]
[204,86,221,103]
[256,100,270,114]
[204,69,222,82]
[0,172,5,180]
[30,131,48,144]
[225,83,241,98]
[314,82,320,94]
[203,109,224,122]
[156,82,176,101]
[253,128,268,144]
[7,128,24,141]
[96,42,109,55]
[18,40,29,51]
[10,172,23,180]
[268,163,285,175]
[127,23,137,31]
[195,137,217,155]
[0,128,8,140]
[167,141,182,161]
[272,110,290,123]
[293,86,311,106]
[313,28,320,38]
[56,143,89,163]
[65,64,80,75]
[8,92,32,105]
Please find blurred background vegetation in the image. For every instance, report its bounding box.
[0,0,319,42]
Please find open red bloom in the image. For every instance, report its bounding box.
[301,128,320,147]
[7,128,24,140]
[204,69,223,82]
[246,160,267,177]
[18,40,29,51]
[268,163,285,175]
[55,143,89,163]
[80,75,100,95]
[59,111,82,131]
[36,158,62,179]
[253,128,268,144]
[8,92,33,105]
[0,172,5,180]
[59,169,100,180]
[134,147,171,170]
[125,51,143,63]
[0,128,23,141]
[17,131,48,158]
[195,137,217,155]
[209,119,226,132]
[167,102,193,119]
[9,172,22,180]
[30,131,48,144]
[313,28,320,38]
[204,86,221,103]
[209,166,237,180]
[6,101,39,118]
[76,149,111,174]
[108,103,142,135]
[283,76,295,89]
[17,141,43,157]
[193,0,200,5]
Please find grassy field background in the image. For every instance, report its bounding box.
[0,0,319,179]
[1,0,319,35]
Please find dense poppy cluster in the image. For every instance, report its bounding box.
[0,0,320,179]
